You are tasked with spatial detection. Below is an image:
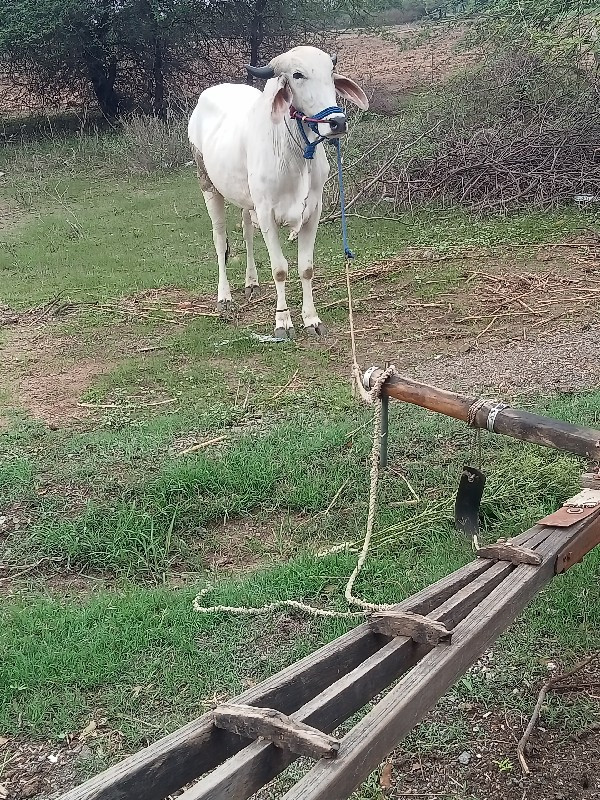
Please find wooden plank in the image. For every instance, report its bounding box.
[476,542,542,566]
[56,624,382,800]
[581,472,600,490]
[370,611,452,645]
[280,522,586,800]
[213,704,340,759]
[175,556,526,800]
[57,557,493,800]
[556,510,600,573]
[365,370,600,460]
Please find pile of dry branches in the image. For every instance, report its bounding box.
[330,50,600,213]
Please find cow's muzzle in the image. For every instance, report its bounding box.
[326,114,348,136]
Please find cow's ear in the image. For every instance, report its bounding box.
[270,75,292,123]
[333,74,369,111]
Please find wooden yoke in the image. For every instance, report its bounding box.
[363,368,600,461]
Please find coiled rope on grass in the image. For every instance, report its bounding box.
[193,257,400,618]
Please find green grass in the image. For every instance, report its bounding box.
[1,130,599,796]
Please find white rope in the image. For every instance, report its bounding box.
[192,260,403,618]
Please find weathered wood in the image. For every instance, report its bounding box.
[58,557,493,800]
[556,510,600,573]
[56,625,382,800]
[364,370,600,460]
[476,542,542,566]
[581,471,600,489]
[174,539,541,800]
[370,611,452,645]
[213,704,340,759]
[280,519,591,800]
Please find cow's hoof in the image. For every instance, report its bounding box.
[244,285,260,300]
[217,299,234,313]
[305,323,326,337]
[273,326,295,341]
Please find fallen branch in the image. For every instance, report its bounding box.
[517,655,598,775]
[271,369,300,401]
[0,556,66,581]
[78,398,176,410]
[178,435,228,455]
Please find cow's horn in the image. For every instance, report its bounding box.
[246,64,275,79]
[330,53,337,65]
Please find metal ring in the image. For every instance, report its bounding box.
[486,402,508,433]
[566,506,585,514]
[362,366,379,392]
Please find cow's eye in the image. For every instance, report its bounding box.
[293,72,305,80]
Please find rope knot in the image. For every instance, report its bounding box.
[369,365,398,402]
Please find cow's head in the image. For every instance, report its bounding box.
[246,46,368,137]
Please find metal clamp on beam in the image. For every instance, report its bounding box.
[213,704,340,760]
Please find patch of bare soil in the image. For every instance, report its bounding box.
[0,324,112,428]
[337,23,480,112]
[0,198,23,229]
[199,513,309,573]
[297,237,600,398]
[382,698,600,800]
[0,716,133,800]
[0,737,80,800]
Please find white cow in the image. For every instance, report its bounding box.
[188,46,368,338]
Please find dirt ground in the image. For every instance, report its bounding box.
[1,235,599,432]
[337,24,479,112]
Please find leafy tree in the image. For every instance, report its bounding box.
[0,0,366,118]
[0,0,228,118]
[475,0,600,64]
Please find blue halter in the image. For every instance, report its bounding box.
[289,104,354,259]
[289,105,347,160]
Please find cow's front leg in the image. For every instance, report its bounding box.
[257,211,294,339]
[297,205,325,335]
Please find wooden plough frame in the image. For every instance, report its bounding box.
[59,371,600,800]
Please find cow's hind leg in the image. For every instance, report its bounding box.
[242,209,260,300]
[193,147,232,312]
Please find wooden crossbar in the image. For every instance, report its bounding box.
[57,509,600,800]
[370,610,452,644]
[363,369,600,460]
[475,541,543,565]
[213,704,340,759]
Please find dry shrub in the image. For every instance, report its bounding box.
[329,49,600,213]
[120,114,191,175]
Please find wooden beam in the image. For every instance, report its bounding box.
[279,519,591,800]
[57,560,493,800]
[174,536,544,800]
[364,370,600,460]
[213,705,340,759]
[370,611,452,645]
[556,510,600,573]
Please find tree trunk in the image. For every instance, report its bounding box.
[85,52,120,118]
[247,0,266,84]
[153,34,165,119]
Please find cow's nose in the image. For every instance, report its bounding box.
[327,114,347,134]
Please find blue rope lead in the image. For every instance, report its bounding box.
[289,105,354,259]
[334,138,354,260]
